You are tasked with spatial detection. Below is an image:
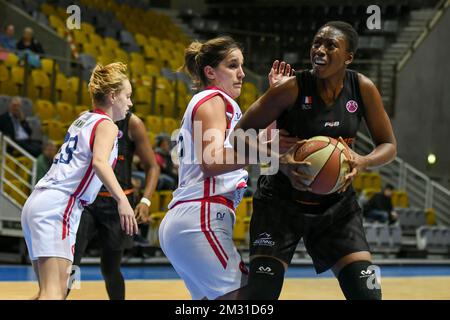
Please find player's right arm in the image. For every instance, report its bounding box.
[194,95,246,177]
[92,120,138,235]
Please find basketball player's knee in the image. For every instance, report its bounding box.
[337,260,382,300]
[247,257,285,300]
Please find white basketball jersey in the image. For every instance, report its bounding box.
[169,88,248,209]
[35,110,118,204]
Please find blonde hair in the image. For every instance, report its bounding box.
[88,62,128,105]
[180,36,242,87]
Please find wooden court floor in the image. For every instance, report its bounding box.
[1,277,449,300]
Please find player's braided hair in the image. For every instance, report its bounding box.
[88,62,128,105]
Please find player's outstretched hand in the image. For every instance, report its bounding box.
[268,60,295,88]
[118,199,139,235]
[134,203,150,224]
[337,137,369,193]
[279,140,312,192]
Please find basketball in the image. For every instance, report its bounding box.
[294,136,351,195]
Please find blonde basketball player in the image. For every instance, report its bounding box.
[21,62,138,300]
[158,37,253,300]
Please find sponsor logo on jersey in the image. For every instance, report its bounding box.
[346,100,358,113]
[117,130,123,139]
[235,112,242,120]
[253,232,275,247]
[324,121,340,127]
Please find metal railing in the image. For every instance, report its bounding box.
[355,132,450,226]
[0,135,37,209]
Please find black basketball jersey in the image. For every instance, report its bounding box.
[100,112,135,192]
[256,69,366,205]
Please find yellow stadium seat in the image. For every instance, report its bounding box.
[4,52,19,68]
[155,90,173,117]
[425,208,436,225]
[40,58,59,75]
[145,64,160,77]
[43,119,65,144]
[148,131,156,146]
[392,190,409,208]
[82,43,99,57]
[135,33,148,47]
[130,52,145,65]
[60,89,78,105]
[134,104,151,118]
[40,3,57,16]
[148,211,166,246]
[88,33,104,48]
[129,61,147,78]
[134,86,152,105]
[145,115,162,134]
[48,15,65,30]
[148,36,162,47]
[156,77,173,92]
[34,99,55,121]
[31,69,51,99]
[143,45,160,62]
[72,30,88,46]
[242,82,258,99]
[0,64,9,91]
[55,72,69,92]
[104,37,119,49]
[75,105,90,115]
[97,55,114,66]
[163,117,178,134]
[158,190,173,211]
[149,191,160,213]
[56,102,75,124]
[80,22,95,35]
[114,48,129,64]
[352,173,364,192]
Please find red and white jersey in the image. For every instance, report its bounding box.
[169,87,248,210]
[35,110,118,205]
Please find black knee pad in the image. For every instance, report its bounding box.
[247,257,285,300]
[337,260,382,300]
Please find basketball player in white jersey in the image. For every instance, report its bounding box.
[21,62,138,300]
[158,36,252,300]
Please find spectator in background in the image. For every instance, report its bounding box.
[0,96,42,156]
[363,184,398,224]
[35,140,57,181]
[16,27,44,54]
[16,27,44,68]
[0,24,17,51]
[154,133,178,190]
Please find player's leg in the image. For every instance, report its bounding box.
[96,196,129,300]
[307,194,382,300]
[100,249,125,300]
[332,251,382,300]
[30,260,40,300]
[242,196,300,300]
[67,207,97,297]
[37,257,72,300]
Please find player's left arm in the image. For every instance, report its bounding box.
[340,74,397,192]
[129,114,160,223]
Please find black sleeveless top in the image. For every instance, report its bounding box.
[99,112,135,192]
[255,69,366,206]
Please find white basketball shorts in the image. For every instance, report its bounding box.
[159,199,248,300]
[21,188,84,262]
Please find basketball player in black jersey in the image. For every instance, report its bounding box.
[68,112,160,300]
[234,21,397,300]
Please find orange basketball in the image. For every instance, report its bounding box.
[294,136,351,195]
